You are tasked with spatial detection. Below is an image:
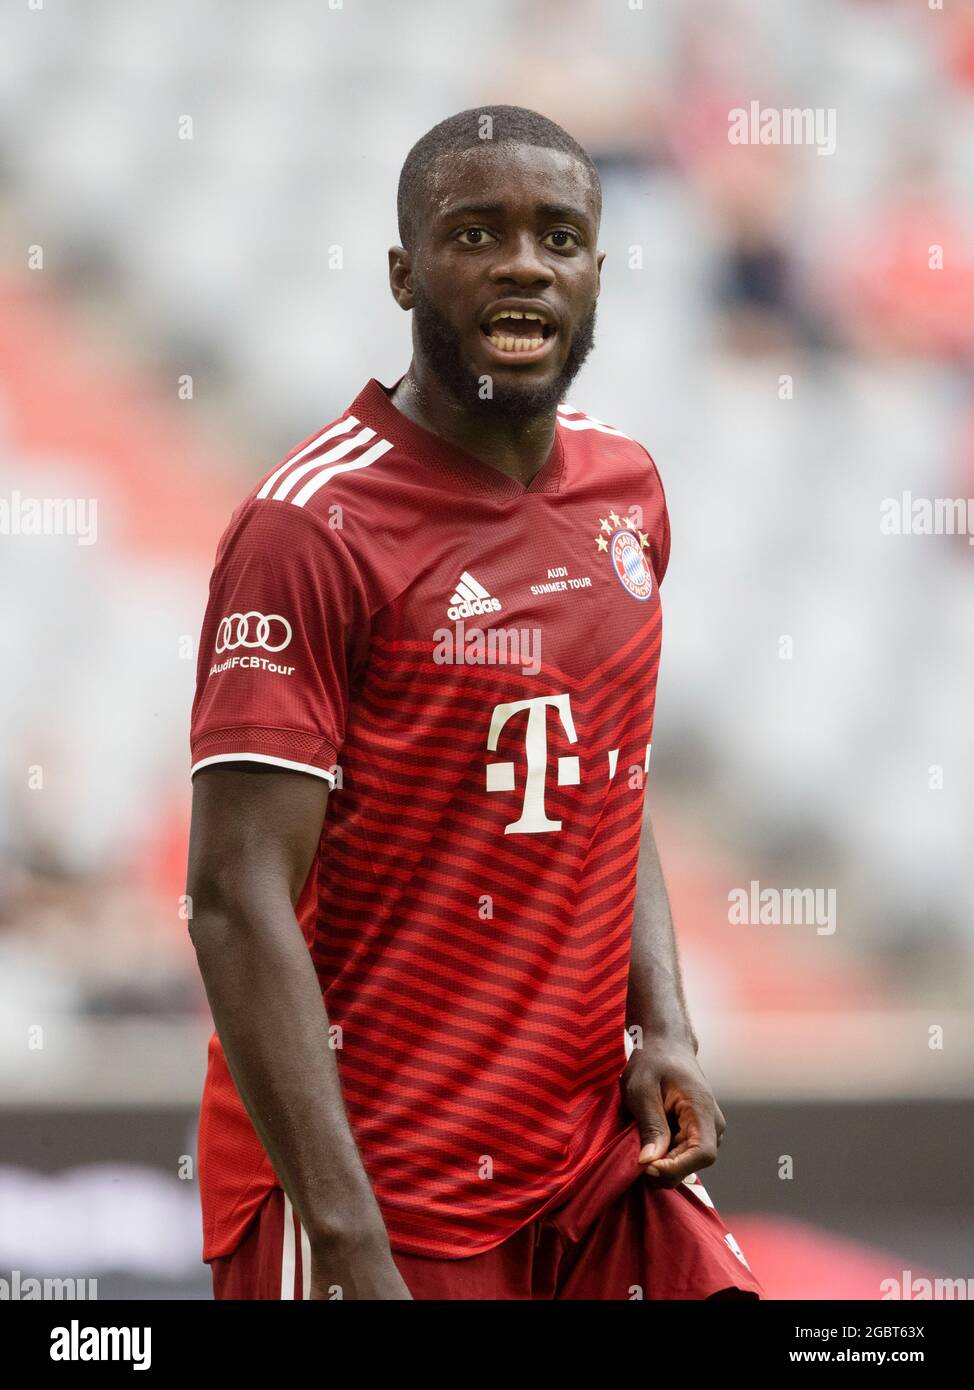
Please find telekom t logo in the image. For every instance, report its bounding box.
[485,693,580,834]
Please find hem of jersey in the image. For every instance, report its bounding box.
[201,1087,632,1265]
[191,752,337,784]
[373,1108,631,1262]
[200,1146,611,1266]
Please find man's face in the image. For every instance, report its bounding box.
[395,142,603,419]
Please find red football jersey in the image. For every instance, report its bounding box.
[191,377,670,1260]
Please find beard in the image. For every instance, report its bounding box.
[411,287,597,422]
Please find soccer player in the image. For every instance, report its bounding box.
[186,106,762,1301]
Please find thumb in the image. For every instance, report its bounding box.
[635,1094,671,1164]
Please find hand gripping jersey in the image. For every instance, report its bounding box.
[190,378,671,1260]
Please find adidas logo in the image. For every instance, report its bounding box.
[447,571,502,621]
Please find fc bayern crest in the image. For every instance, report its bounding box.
[593,508,654,600]
[611,529,653,601]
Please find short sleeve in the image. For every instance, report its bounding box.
[190,501,369,784]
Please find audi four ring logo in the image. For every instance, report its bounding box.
[216,611,293,653]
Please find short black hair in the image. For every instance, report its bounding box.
[397,104,601,248]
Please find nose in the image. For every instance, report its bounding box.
[489,231,555,289]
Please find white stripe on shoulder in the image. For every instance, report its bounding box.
[273,425,377,501]
[291,437,393,507]
[256,416,360,499]
[556,402,631,439]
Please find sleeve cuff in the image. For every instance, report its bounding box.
[190,725,340,785]
[191,752,337,785]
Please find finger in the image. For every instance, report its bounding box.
[644,1094,717,1181]
[644,1136,718,1185]
[658,1095,703,1150]
[634,1090,673,1165]
[667,1091,718,1156]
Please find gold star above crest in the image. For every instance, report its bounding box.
[595,534,609,552]
[638,531,650,550]
[609,509,622,528]
[599,516,612,534]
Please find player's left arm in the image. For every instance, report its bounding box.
[621,803,726,1186]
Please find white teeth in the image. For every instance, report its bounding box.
[487,333,542,352]
[485,309,550,354]
[488,309,548,325]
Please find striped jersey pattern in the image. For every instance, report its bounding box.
[190,378,671,1260]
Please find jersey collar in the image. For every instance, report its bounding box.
[349,378,565,500]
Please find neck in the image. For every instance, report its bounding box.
[389,361,557,487]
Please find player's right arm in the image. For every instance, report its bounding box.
[186,496,410,1299]
[187,763,411,1299]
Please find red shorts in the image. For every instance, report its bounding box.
[211,1121,763,1300]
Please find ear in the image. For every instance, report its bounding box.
[596,249,606,296]
[388,246,414,310]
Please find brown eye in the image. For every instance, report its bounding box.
[544,229,581,250]
[456,228,494,247]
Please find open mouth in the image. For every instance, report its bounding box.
[480,308,556,356]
